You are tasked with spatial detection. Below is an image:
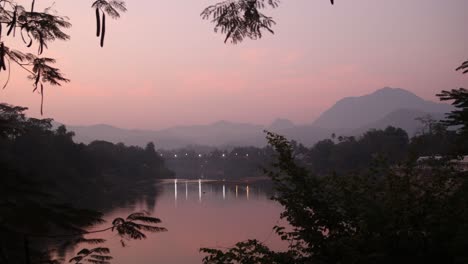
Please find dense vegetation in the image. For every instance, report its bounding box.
[202,132,468,264]
[0,103,172,263]
[200,85,468,263]
[0,103,173,209]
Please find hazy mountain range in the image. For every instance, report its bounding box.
[62,87,453,149]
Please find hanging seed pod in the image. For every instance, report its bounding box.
[20,28,33,47]
[100,13,106,47]
[96,8,101,37]
[0,43,5,72]
[38,32,44,54]
[7,8,17,36]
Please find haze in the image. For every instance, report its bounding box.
[1,0,467,129]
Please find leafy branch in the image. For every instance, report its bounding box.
[0,0,127,114]
[201,0,335,44]
[30,211,167,264]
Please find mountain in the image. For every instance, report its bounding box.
[313,87,453,130]
[157,121,264,146]
[268,118,295,131]
[62,87,454,149]
[351,109,447,137]
[66,121,265,149]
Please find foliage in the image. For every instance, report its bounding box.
[201,0,334,43]
[0,0,126,112]
[202,130,468,263]
[92,0,127,47]
[69,247,112,264]
[456,60,468,74]
[435,59,468,150]
[307,127,410,174]
[0,103,171,264]
[200,86,468,263]
[163,123,462,180]
[201,239,297,264]
[111,211,167,247]
[437,88,468,136]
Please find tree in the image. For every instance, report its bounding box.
[436,60,468,152]
[437,88,468,135]
[201,131,468,264]
[200,60,468,263]
[0,104,172,264]
[0,0,127,114]
[201,0,334,44]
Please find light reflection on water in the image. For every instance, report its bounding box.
[68,179,286,264]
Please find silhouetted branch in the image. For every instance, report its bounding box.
[456,60,468,74]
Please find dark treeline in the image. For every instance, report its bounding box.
[0,104,173,209]
[162,117,464,180]
[0,103,172,263]
[304,119,464,175]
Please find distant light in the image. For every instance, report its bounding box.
[235,153,238,156]
[222,154,226,157]
[198,154,202,157]
[160,154,163,156]
[185,153,188,156]
[174,154,178,158]
[246,154,249,157]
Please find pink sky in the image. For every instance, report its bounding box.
[1,0,468,129]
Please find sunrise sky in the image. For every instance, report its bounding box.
[1,0,468,129]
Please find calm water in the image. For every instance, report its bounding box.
[68,179,286,264]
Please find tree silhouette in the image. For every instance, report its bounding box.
[202,130,468,263]
[111,211,167,247]
[456,60,468,74]
[437,60,468,139]
[201,0,334,44]
[0,0,126,113]
[69,247,112,264]
[92,0,127,47]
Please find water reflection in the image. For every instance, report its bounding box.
[173,179,256,203]
[198,179,202,202]
[68,179,285,264]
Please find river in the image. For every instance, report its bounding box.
[67,179,287,263]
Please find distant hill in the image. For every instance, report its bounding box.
[313,87,453,130]
[157,121,264,146]
[64,124,191,149]
[268,118,295,131]
[351,109,447,137]
[61,87,454,149]
[66,121,265,149]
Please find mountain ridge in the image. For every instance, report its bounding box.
[60,87,453,149]
[312,87,452,130]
